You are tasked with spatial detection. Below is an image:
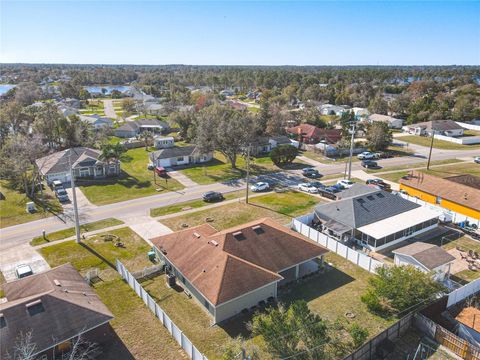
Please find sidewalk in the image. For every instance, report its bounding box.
[167,170,199,187]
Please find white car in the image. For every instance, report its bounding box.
[337,179,354,189]
[357,152,377,160]
[298,183,319,193]
[250,182,270,192]
[474,156,480,164]
[15,264,33,279]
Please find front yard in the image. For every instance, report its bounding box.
[79,147,184,205]
[180,152,306,185]
[400,135,480,150]
[0,180,63,228]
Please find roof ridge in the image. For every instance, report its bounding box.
[226,253,283,279]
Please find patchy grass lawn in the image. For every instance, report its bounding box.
[79,147,184,205]
[79,99,105,116]
[39,227,152,281]
[366,158,462,174]
[0,181,63,228]
[282,253,395,336]
[180,152,306,185]
[31,218,124,246]
[400,135,480,150]
[161,191,322,231]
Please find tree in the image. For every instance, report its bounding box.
[170,110,195,140]
[368,96,389,115]
[31,102,64,149]
[265,104,292,136]
[99,143,126,165]
[222,337,260,360]
[365,122,392,151]
[14,82,43,106]
[348,323,369,349]
[78,89,90,100]
[139,130,154,150]
[361,265,446,316]
[121,98,136,117]
[270,145,298,165]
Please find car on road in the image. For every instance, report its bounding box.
[475,156,480,164]
[55,188,69,203]
[361,160,380,169]
[202,191,224,202]
[366,179,391,191]
[357,152,377,160]
[337,179,354,189]
[302,168,322,178]
[297,183,319,194]
[15,264,33,279]
[250,182,270,192]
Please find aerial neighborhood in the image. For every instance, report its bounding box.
[1,2,480,359]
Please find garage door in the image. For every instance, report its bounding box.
[159,159,171,167]
[47,172,71,184]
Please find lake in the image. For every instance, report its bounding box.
[0,84,16,95]
[84,85,131,94]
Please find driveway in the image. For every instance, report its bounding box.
[0,244,50,282]
[167,170,199,187]
[103,99,117,119]
[126,215,173,245]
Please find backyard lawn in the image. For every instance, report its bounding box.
[31,218,124,246]
[400,135,480,150]
[180,152,306,185]
[160,191,322,231]
[0,180,63,228]
[79,99,105,116]
[79,147,184,205]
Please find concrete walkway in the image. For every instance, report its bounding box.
[1,244,50,281]
[167,170,200,187]
[103,99,117,119]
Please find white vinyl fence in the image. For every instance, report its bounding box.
[116,259,208,360]
[457,121,480,131]
[291,215,384,274]
[399,193,480,225]
[447,278,480,308]
[433,134,480,145]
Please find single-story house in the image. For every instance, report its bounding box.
[36,147,120,184]
[249,135,295,156]
[151,218,328,323]
[145,103,168,116]
[114,119,170,138]
[58,105,78,117]
[400,172,480,220]
[0,264,114,360]
[220,89,235,97]
[79,114,114,129]
[403,120,464,137]
[154,136,175,149]
[393,242,455,281]
[286,124,342,144]
[368,114,403,129]
[319,104,350,116]
[313,184,441,251]
[352,107,370,119]
[149,146,213,168]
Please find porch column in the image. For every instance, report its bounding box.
[295,264,300,280]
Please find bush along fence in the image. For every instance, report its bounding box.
[115,259,208,360]
[291,214,384,274]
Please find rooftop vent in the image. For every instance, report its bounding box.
[252,225,264,234]
[26,299,45,316]
[367,195,375,201]
[193,232,201,239]
[376,193,385,198]
[0,313,5,328]
[357,199,366,204]
[53,279,61,286]
[233,231,246,240]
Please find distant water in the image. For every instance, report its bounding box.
[84,85,131,94]
[0,84,16,95]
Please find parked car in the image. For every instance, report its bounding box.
[298,183,319,194]
[366,179,391,191]
[310,181,325,190]
[51,180,64,191]
[250,182,270,192]
[361,160,380,169]
[302,168,322,178]
[155,166,167,177]
[357,152,377,160]
[375,151,394,159]
[319,188,337,200]
[337,179,354,189]
[325,185,341,193]
[15,264,33,279]
[475,156,480,164]
[202,191,224,202]
[55,188,69,202]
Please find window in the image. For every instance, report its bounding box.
[177,157,184,162]
[436,196,442,205]
[79,168,90,177]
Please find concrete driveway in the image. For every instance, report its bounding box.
[103,99,117,119]
[0,244,50,282]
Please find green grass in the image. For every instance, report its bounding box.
[31,218,124,246]
[400,135,480,150]
[161,191,322,231]
[79,147,184,205]
[366,158,463,174]
[180,152,306,185]
[0,181,63,228]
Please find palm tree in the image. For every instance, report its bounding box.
[139,130,154,151]
[99,143,125,165]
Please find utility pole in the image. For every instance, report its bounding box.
[426,131,435,170]
[245,144,251,204]
[69,151,81,243]
[347,121,356,180]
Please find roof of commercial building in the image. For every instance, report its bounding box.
[393,242,456,270]
[35,147,102,175]
[445,174,480,190]
[314,188,420,230]
[0,264,113,357]
[151,218,328,306]
[400,171,480,211]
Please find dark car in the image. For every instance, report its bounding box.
[310,181,325,190]
[202,191,224,202]
[319,188,337,200]
[366,179,391,191]
[303,169,322,178]
[325,185,342,193]
[361,160,380,169]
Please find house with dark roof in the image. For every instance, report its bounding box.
[114,118,170,138]
[313,184,441,251]
[393,242,455,281]
[249,135,296,156]
[0,264,114,360]
[150,218,328,323]
[404,120,464,137]
[286,123,342,144]
[400,172,480,220]
[149,146,213,168]
[35,147,120,184]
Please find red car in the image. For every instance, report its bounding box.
[155,166,167,177]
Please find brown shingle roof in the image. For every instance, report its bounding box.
[286,124,342,143]
[151,218,328,305]
[0,264,113,357]
[400,171,480,211]
[393,242,455,270]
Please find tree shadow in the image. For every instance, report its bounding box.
[93,324,135,360]
[79,242,116,270]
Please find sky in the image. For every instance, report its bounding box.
[1,1,479,66]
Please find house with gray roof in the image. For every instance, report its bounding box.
[114,118,170,138]
[79,114,113,129]
[149,146,213,168]
[0,264,113,359]
[35,147,120,184]
[313,184,441,251]
[393,242,455,281]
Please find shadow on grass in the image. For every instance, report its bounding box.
[97,324,135,360]
[79,242,116,270]
[77,171,151,190]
